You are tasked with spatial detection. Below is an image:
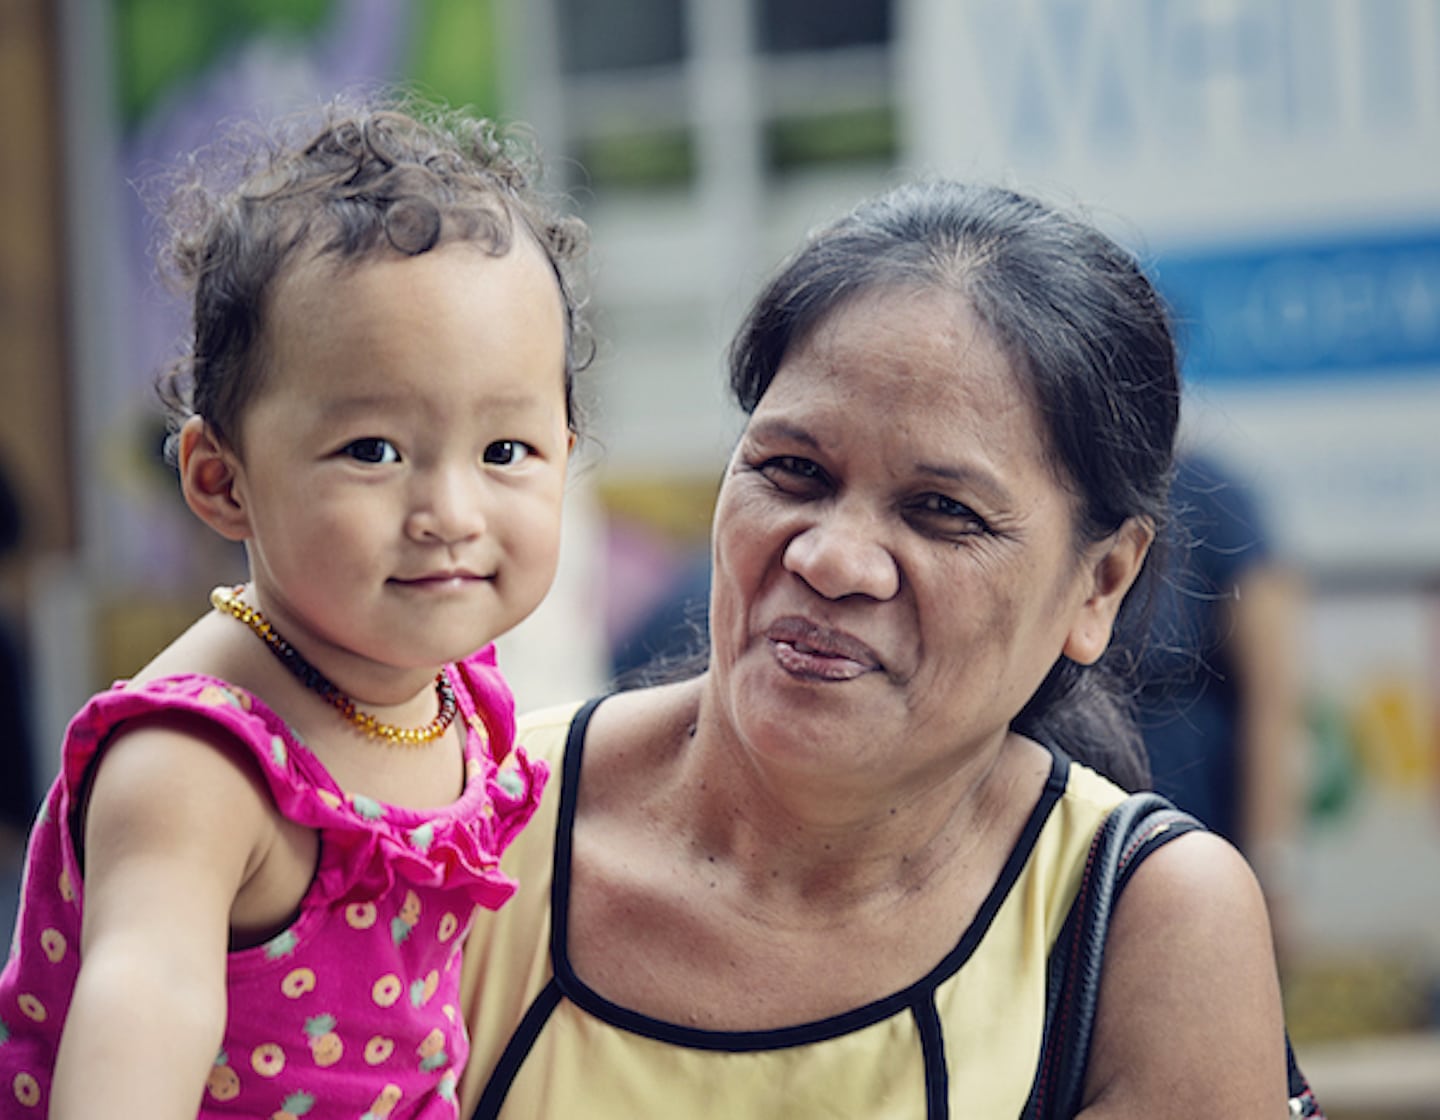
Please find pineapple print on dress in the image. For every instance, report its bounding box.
[391,890,422,944]
[264,928,300,962]
[362,1083,402,1119]
[305,1013,344,1067]
[207,1050,241,1102]
[416,1027,448,1073]
[436,1068,458,1106]
[272,1089,315,1119]
[409,969,440,1008]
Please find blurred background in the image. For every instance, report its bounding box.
[2,1,1438,1115]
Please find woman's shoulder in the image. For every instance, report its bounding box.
[1081,826,1284,1113]
[1044,767,1287,1114]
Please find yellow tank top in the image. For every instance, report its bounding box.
[460,697,1128,1120]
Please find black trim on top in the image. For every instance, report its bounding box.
[547,695,607,976]
[912,997,950,1120]
[471,980,564,1120]
[544,696,1075,1054]
[469,696,606,1120]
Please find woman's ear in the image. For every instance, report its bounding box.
[178,416,251,542]
[1061,517,1155,667]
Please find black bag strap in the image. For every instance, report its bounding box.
[1021,792,1325,1119]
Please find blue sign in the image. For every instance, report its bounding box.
[1152,230,1440,382]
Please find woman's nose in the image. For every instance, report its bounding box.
[782,509,900,601]
[406,467,488,544]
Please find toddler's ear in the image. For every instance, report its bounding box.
[178,416,251,542]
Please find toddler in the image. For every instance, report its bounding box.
[0,93,588,1118]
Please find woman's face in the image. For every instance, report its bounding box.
[708,286,1132,795]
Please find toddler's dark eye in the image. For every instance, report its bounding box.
[483,441,532,466]
[344,438,400,464]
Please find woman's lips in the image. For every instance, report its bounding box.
[765,617,883,681]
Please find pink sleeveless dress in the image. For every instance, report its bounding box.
[0,644,546,1118]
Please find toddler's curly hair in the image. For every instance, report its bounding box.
[152,91,591,463]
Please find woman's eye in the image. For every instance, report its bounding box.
[915,493,988,531]
[343,438,400,464]
[760,456,826,487]
[483,440,532,466]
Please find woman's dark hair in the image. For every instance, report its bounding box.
[728,180,1181,789]
[153,91,591,462]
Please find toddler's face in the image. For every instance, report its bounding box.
[226,237,572,679]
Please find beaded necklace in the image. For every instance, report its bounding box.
[209,585,458,747]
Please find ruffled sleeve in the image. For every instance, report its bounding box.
[61,656,548,916]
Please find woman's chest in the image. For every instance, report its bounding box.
[563,842,1000,1031]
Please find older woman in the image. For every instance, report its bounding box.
[458,181,1294,1118]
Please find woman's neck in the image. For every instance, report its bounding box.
[654,680,1038,924]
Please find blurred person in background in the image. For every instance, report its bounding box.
[1136,450,1306,949]
[1,460,38,949]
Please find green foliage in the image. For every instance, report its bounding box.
[116,0,332,124]
[765,104,897,173]
[575,128,695,191]
[116,1,502,133]
[406,0,500,119]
